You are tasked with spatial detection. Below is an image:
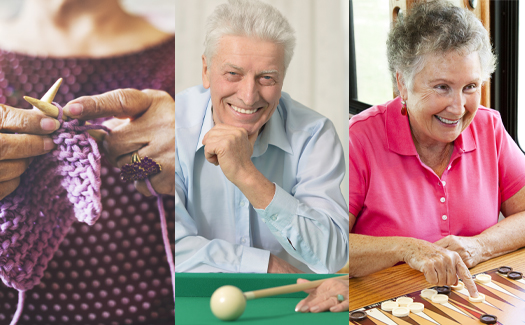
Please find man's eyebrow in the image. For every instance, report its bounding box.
[259,70,279,75]
[223,63,245,72]
[222,63,280,76]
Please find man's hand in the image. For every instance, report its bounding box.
[403,238,479,298]
[295,277,349,313]
[267,254,303,273]
[434,235,486,268]
[0,105,59,199]
[201,123,275,209]
[202,124,258,185]
[63,88,175,196]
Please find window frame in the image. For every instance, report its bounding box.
[490,0,521,149]
[349,0,373,115]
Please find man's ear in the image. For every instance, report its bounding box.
[202,55,211,89]
[396,71,408,99]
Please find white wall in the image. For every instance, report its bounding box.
[176,0,350,204]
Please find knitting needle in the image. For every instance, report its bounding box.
[41,78,62,103]
[23,96,105,142]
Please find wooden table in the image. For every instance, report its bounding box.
[348,247,525,311]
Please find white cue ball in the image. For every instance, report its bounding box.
[210,285,246,321]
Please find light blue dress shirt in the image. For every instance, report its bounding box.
[175,85,348,273]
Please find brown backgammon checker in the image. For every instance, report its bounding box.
[480,314,497,324]
[349,310,367,321]
[497,266,513,274]
[432,285,451,295]
[508,271,523,280]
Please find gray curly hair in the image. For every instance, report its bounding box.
[204,0,296,72]
[387,0,496,92]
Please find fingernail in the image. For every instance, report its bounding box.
[43,137,55,151]
[295,305,301,312]
[65,103,83,117]
[41,118,60,131]
[300,305,309,313]
[310,306,319,313]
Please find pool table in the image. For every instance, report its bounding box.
[175,273,348,324]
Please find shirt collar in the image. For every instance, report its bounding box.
[195,98,293,156]
[386,97,476,156]
[253,103,293,157]
[196,99,214,152]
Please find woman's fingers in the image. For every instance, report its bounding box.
[0,104,60,134]
[0,134,55,160]
[0,177,20,200]
[63,88,160,120]
[0,159,31,181]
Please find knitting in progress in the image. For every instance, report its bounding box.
[0,104,110,324]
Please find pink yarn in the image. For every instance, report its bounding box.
[0,104,108,323]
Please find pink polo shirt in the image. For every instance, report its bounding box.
[349,97,525,243]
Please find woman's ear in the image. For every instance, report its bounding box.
[396,71,408,100]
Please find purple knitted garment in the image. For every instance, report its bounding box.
[0,107,106,292]
[0,37,174,324]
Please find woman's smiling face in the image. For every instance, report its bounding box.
[398,51,483,148]
[202,35,285,136]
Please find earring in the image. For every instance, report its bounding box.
[401,100,407,116]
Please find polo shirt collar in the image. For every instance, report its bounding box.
[195,99,293,156]
[386,97,477,156]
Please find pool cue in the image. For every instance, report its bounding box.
[243,275,348,300]
[23,82,105,142]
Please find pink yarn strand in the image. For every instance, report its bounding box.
[145,179,175,301]
[10,291,24,325]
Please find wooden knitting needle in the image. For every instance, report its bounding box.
[23,96,105,142]
[41,77,62,103]
[243,275,348,300]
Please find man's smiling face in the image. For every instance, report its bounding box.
[202,35,285,136]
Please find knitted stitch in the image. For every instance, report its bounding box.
[0,104,108,293]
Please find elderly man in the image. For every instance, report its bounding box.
[175,0,348,274]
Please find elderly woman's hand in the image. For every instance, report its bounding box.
[63,89,175,196]
[0,105,59,200]
[434,235,486,268]
[294,277,349,313]
[403,238,479,297]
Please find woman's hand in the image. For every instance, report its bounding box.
[434,235,485,268]
[403,238,479,297]
[294,277,349,313]
[0,105,59,200]
[63,89,175,196]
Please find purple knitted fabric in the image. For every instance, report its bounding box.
[0,106,106,292]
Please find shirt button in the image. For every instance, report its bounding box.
[441,181,446,186]
[240,201,245,207]
[442,215,448,220]
[241,237,246,243]
[440,197,446,203]
[271,214,277,221]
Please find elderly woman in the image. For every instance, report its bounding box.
[348,0,525,298]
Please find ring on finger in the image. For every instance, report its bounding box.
[120,151,162,182]
[337,294,344,302]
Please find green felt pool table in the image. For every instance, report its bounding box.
[175,273,348,324]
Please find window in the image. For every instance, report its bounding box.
[518,1,525,148]
[349,0,392,114]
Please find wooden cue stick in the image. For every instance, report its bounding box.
[243,275,348,300]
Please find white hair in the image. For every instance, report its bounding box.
[204,0,296,72]
[387,0,496,92]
